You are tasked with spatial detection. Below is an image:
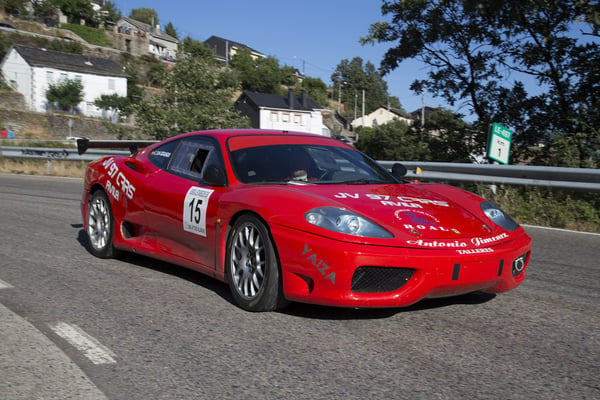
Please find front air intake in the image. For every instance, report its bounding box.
[351,267,414,293]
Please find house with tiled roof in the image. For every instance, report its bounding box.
[350,106,414,129]
[116,17,178,61]
[235,90,329,136]
[0,45,127,118]
[204,36,265,66]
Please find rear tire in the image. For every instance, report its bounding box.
[86,190,119,259]
[225,215,287,311]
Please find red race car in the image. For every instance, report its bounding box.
[81,129,531,311]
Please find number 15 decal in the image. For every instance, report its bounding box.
[183,187,214,236]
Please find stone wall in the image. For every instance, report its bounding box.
[104,29,150,57]
[0,91,142,139]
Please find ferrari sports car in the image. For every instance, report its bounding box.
[80,129,531,311]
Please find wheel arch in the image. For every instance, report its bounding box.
[217,210,283,282]
[222,210,288,311]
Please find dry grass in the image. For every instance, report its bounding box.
[0,158,87,178]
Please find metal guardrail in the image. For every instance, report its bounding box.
[0,146,129,161]
[1,144,599,192]
[378,161,600,192]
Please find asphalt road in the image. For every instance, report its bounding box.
[0,173,598,400]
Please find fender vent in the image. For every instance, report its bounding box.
[351,267,414,293]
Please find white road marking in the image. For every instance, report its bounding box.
[49,322,116,365]
[0,279,14,289]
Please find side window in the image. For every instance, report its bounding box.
[148,140,179,169]
[166,138,224,183]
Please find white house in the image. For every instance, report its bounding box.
[235,90,330,136]
[351,106,413,129]
[0,45,128,118]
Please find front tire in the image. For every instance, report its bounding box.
[225,215,287,311]
[86,190,118,259]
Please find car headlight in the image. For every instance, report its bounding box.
[480,201,519,231]
[305,207,393,238]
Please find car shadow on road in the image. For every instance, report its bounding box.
[280,292,497,320]
[74,225,496,320]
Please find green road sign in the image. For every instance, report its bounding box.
[488,123,512,164]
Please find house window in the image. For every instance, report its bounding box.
[60,73,67,81]
[270,112,279,122]
[46,71,53,83]
[293,114,302,125]
[282,113,290,123]
[74,75,82,82]
[108,79,115,90]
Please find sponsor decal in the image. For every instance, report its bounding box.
[302,244,336,284]
[407,239,468,248]
[407,232,510,249]
[183,187,214,237]
[394,209,461,235]
[471,232,509,246]
[334,192,450,208]
[151,150,171,158]
[457,248,495,255]
[105,180,119,201]
[102,158,136,200]
[395,209,440,225]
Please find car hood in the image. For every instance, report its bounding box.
[225,182,518,248]
[299,183,492,238]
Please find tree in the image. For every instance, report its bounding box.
[2,0,29,16]
[362,0,600,167]
[181,36,214,60]
[331,57,393,119]
[94,94,130,120]
[296,77,329,107]
[230,48,283,93]
[280,65,299,87]
[421,109,476,163]
[54,0,95,24]
[355,120,430,161]
[129,7,158,25]
[164,22,178,39]
[31,0,58,20]
[46,79,84,112]
[99,1,122,23]
[135,57,249,140]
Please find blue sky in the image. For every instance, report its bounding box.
[114,0,437,114]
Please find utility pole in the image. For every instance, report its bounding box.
[361,89,365,125]
[421,87,425,126]
[337,80,341,114]
[354,91,357,122]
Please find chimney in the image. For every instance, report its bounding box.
[288,89,295,109]
[301,91,308,107]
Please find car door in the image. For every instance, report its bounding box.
[143,137,227,270]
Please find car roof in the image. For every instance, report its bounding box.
[171,129,350,150]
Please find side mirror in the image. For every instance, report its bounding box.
[203,165,227,186]
[391,163,407,178]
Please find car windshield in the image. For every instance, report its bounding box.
[229,143,399,185]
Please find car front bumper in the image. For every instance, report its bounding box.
[272,225,532,308]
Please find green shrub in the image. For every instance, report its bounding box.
[60,23,112,46]
[482,185,600,233]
